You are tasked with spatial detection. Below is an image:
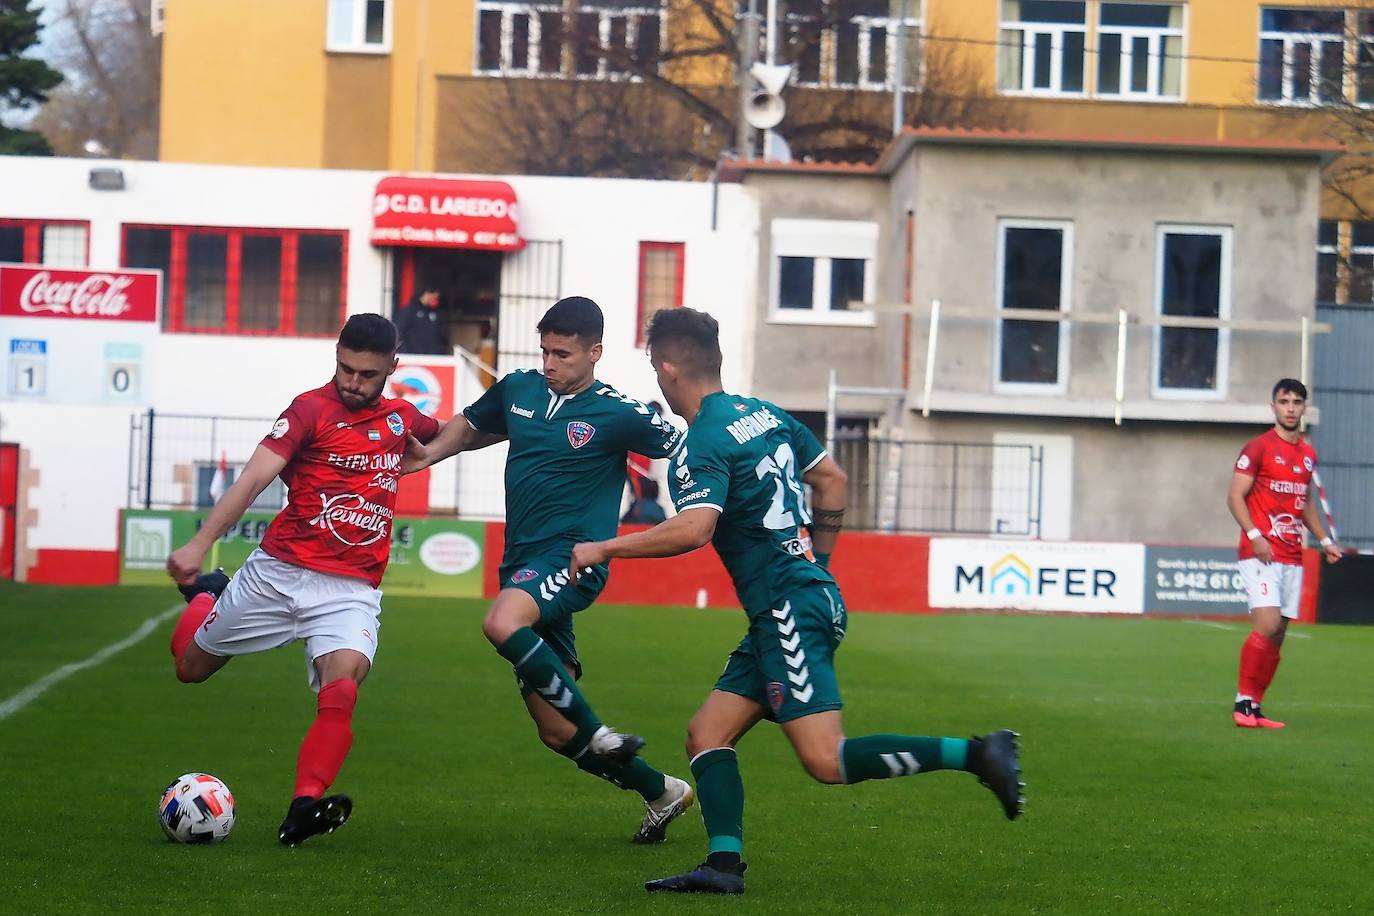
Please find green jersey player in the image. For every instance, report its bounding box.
[405,297,695,843]
[571,307,1025,895]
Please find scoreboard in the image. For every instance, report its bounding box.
[0,263,162,405]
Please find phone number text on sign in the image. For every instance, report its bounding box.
[1144,547,1249,616]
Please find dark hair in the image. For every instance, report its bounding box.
[339,313,399,355]
[645,307,723,379]
[537,296,604,343]
[1272,378,1308,401]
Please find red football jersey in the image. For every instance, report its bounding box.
[1234,429,1318,566]
[259,381,440,586]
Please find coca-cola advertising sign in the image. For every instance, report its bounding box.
[0,264,160,322]
[371,176,525,251]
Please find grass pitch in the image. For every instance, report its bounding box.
[0,581,1370,914]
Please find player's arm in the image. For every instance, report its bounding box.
[402,417,505,473]
[1301,493,1342,563]
[166,444,288,584]
[1226,471,1272,564]
[570,507,719,578]
[804,455,848,566]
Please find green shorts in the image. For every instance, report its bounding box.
[714,583,849,723]
[502,555,607,695]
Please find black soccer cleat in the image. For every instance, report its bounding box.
[277,794,353,847]
[588,725,646,766]
[178,569,230,603]
[967,729,1025,821]
[645,862,747,894]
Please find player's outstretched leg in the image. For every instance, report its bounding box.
[498,627,644,762]
[839,730,1025,820]
[646,746,747,894]
[280,677,359,846]
[169,569,230,658]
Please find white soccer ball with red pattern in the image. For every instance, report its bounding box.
[158,773,236,843]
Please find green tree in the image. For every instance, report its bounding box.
[0,0,64,155]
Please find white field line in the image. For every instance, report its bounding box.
[0,604,182,722]
[1183,619,1311,639]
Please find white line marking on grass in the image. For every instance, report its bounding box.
[1183,619,1312,639]
[0,604,182,722]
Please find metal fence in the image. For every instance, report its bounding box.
[831,432,1043,536]
[1313,302,1374,549]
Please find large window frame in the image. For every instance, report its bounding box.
[998,1,1089,97]
[120,224,349,338]
[1095,2,1185,101]
[1257,7,1345,106]
[787,1,923,91]
[768,219,877,327]
[636,241,685,347]
[326,0,393,53]
[1151,224,1232,401]
[475,0,664,79]
[995,218,1073,395]
[0,217,90,267]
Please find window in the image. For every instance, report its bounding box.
[999,1,1087,95]
[996,220,1071,391]
[1258,7,1344,105]
[1349,220,1374,303]
[769,219,878,325]
[121,225,348,336]
[327,0,392,52]
[786,0,921,91]
[476,0,661,78]
[0,218,89,266]
[1316,219,1338,303]
[636,242,684,346]
[1097,3,1183,99]
[1153,225,1231,397]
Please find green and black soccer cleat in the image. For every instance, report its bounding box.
[646,861,747,894]
[967,729,1025,821]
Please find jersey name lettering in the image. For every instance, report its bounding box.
[726,408,782,445]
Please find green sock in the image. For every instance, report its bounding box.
[565,745,668,803]
[839,735,970,784]
[498,628,601,734]
[691,747,743,855]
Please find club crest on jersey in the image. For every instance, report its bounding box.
[766,682,786,714]
[1303,456,1313,472]
[511,568,539,584]
[386,412,405,437]
[567,421,596,449]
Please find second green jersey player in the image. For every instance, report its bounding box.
[405,296,695,844]
[572,307,1025,895]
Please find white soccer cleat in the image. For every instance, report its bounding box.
[633,775,696,844]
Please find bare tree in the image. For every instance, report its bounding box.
[439,0,1018,178]
[32,0,161,159]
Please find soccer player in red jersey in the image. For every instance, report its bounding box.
[1227,378,1341,729]
[165,314,442,844]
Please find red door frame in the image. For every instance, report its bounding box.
[0,443,18,580]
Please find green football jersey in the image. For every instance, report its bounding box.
[465,370,683,575]
[670,391,835,616]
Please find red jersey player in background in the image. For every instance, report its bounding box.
[165,314,441,844]
[1226,378,1341,729]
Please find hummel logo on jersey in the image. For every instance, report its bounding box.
[510,405,535,418]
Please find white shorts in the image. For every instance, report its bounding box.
[1237,558,1303,620]
[194,548,382,690]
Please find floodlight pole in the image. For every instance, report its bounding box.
[737,0,759,159]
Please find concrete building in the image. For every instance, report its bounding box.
[728,127,1338,543]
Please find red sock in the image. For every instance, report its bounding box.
[170,593,215,659]
[1253,634,1282,703]
[293,678,358,800]
[1237,631,1270,699]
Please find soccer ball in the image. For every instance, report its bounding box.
[158,773,236,844]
